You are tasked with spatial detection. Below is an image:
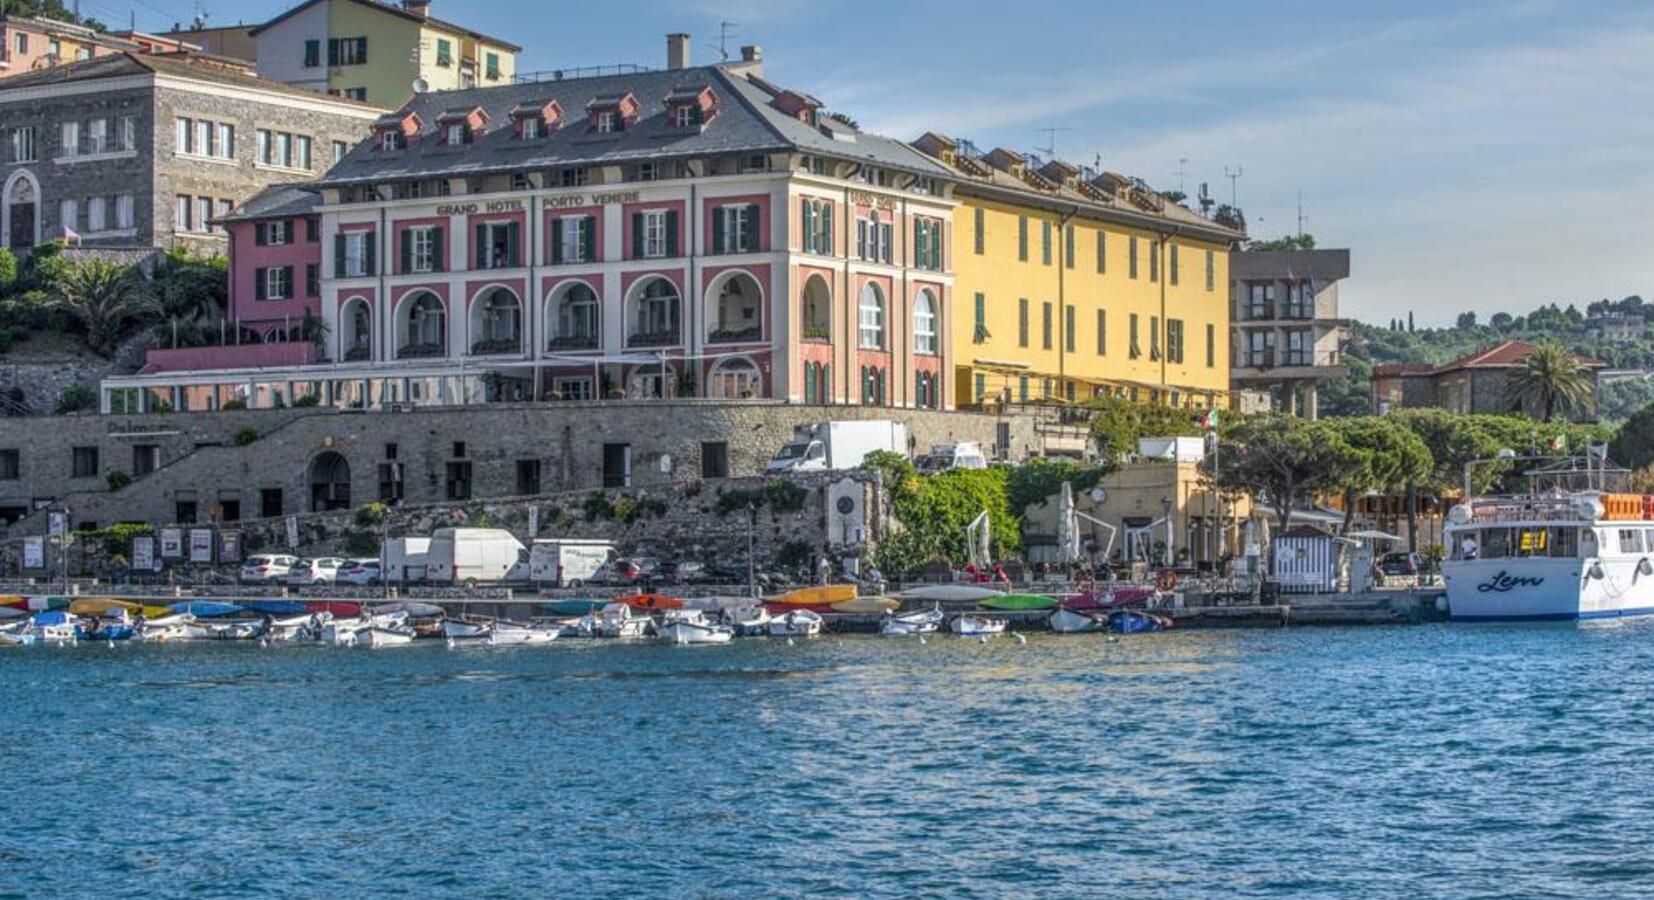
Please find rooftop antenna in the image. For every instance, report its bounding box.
[718,20,737,61]
[1296,190,1307,238]
[1175,157,1189,194]
[1034,126,1072,160]
[1222,165,1243,207]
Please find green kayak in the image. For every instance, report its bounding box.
[980,593,1058,611]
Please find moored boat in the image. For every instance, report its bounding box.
[881,605,944,636]
[766,609,823,638]
[1108,610,1172,634]
[899,584,1005,603]
[595,603,655,639]
[169,600,244,619]
[623,593,684,612]
[31,611,78,643]
[729,605,772,636]
[357,625,416,647]
[980,593,1058,611]
[486,622,561,646]
[659,609,734,645]
[1048,605,1108,634]
[441,617,493,639]
[949,614,1007,636]
[830,596,900,614]
[774,584,857,606]
[541,598,607,616]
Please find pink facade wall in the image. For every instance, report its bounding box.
[619,200,686,260]
[464,210,526,271]
[227,219,321,327]
[541,204,605,262]
[142,341,316,375]
[700,193,771,254]
[389,216,448,275]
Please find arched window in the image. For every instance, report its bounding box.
[857,283,884,350]
[709,272,762,343]
[709,356,762,399]
[630,278,680,347]
[551,282,599,350]
[401,293,445,358]
[471,288,521,354]
[801,275,831,341]
[342,299,372,361]
[914,289,938,355]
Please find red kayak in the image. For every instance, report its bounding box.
[763,602,834,615]
[303,601,364,617]
[624,593,684,611]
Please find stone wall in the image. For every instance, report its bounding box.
[0,356,113,415]
[0,401,1035,534]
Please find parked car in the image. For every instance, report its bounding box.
[593,557,661,586]
[240,555,299,584]
[337,559,382,586]
[1376,551,1421,577]
[660,560,710,585]
[287,557,347,586]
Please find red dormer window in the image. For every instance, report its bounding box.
[586,92,639,134]
[436,106,489,147]
[664,85,717,130]
[771,89,820,125]
[512,100,562,140]
[374,111,422,152]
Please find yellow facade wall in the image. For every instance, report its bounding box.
[322,3,517,105]
[950,194,1230,409]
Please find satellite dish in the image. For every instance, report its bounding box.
[1090,488,1108,505]
[411,77,430,94]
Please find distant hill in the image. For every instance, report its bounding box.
[1319,296,1654,421]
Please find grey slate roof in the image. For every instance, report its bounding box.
[217,184,321,223]
[320,64,950,186]
[0,51,383,111]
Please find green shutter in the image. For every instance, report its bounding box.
[334,234,346,277]
[254,268,266,300]
[822,203,833,255]
[364,231,376,275]
[712,207,726,254]
[475,223,487,268]
[283,266,294,297]
[399,229,411,273]
[746,204,760,251]
[665,209,679,256]
[508,222,520,266]
[801,200,814,253]
[631,213,643,259]
[550,218,564,264]
[582,216,595,261]
[254,224,266,246]
[432,228,444,272]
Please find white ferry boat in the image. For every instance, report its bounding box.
[1443,490,1654,622]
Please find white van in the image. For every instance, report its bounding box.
[384,537,432,584]
[528,539,617,587]
[424,528,530,586]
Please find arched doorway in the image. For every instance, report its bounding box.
[340,298,372,361]
[546,281,600,350]
[397,292,446,359]
[801,274,831,342]
[708,355,762,398]
[308,451,351,512]
[627,277,680,348]
[3,171,39,250]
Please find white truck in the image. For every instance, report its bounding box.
[424,528,530,586]
[528,539,617,587]
[767,420,910,473]
[917,442,989,474]
[383,537,432,584]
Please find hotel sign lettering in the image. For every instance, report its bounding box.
[437,200,526,216]
[849,190,895,210]
[543,191,641,209]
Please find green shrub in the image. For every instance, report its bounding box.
[777,539,814,570]
[613,494,637,525]
[343,529,379,557]
[106,470,131,492]
[582,491,614,522]
[55,382,97,414]
[354,502,387,527]
[292,394,321,408]
[96,522,153,558]
[713,486,762,517]
[233,427,258,446]
[764,480,809,513]
[222,398,248,411]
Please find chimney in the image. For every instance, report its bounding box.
[666,33,689,70]
[741,44,762,63]
[403,0,430,19]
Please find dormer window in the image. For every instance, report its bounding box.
[597,111,616,134]
[435,106,487,147]
[445,123,466,146]
[673,105,694,129]
[522,118,540,139]
[380,130,405,151]
[511,99,561,140]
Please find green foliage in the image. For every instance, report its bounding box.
[1248,233,1316,251]
[343,529,379,557]
[354,502,388,528]
[1087,394,1200,461]
[95,522,153,558]
[883,467,1019,571]
[1610,403,1654,472]
[150,248,228,325]
[222,399,248,410]
[54,382,97,414]
[292,394,321,408]
[777,539,815,570]
[1324,417,1433,528]
[713,486,763,517]
[106,470,131,492]
[1504,340,1594,422]
[1005,458,1109,514]
[763,480,809,513]
[613,494,638,525]
[1206,415,1364,525]
[233,427,259,446]
[860,449,916,486]
[0,248,16,294]
[50,258,158,356]
[582,491,614,522]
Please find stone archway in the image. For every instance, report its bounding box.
[308,451,351,512]
[3,170,40,250]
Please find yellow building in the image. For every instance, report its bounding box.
[250,0,519,107]
[912,134,1242,411]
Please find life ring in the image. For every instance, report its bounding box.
[1155,569,1178,592]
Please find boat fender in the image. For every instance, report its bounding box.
[1588,563,1605,581]
[1639,558,1653,578]
[1155,569,1178,592]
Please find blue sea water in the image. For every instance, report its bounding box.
[3,623,1654,899]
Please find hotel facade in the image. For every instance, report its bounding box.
[105,45,958,414]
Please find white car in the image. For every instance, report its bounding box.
[240,555,299,584]
[287,557,347,586]
[337,559,382,586]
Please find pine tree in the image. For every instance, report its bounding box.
[1408,311,1415,332]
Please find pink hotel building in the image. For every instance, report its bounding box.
[103,44,958,414]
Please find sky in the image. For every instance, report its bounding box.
[112,0,1654,326]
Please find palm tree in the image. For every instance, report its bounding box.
[51,259,157,357]
[1505,340,1593,422]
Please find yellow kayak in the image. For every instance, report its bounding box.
[68,598,141,616]
[775,585,858,606]
[831,596,900,614]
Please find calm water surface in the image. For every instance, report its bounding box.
[3,623,1653,899]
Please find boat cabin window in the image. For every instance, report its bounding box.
[1618,528,1646,555]
[1457,527,1580,560]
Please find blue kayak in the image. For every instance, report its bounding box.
[541,598,608,616]
[32,611,74,626]
[1107,610,1172,634]
[240,599,307,616]
[76,624,135,641]
[169,601,244,618]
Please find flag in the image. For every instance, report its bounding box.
[1200,409,1220,431]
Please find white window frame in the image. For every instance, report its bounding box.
[720,205,749,253]
[61,121,81,158]
[332,140,348,163]
[115,194,134,230]
[673,105,693,128]
[480,221,514,269]
[446,123,465,146]
[264,267,291,300]
[9,126,36,163]
[596,110,616,134]
[176,195,192,232]
[295,135,312,170]
[197,197,213,234]
[59,198,77,232]
[409,226,437,274]
[87,118,108,155]
[217,123,234,158]
[858,285,884,350]
[87,196,106,232]
[343,232,369,277]
[914,290,938,355]
[521,117,541,139]
[559,216,587,263]
[641,210,668,259]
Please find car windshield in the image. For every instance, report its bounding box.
[774,442,808,461]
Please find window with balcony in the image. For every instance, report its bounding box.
[476,220,520,269]
[402,226,442,273]
[1247,283,1276,319]
[337,231,375,278]
[551,283,600,350]
[553,215,594,264]
[629,278,680,347]
[1247,330,1276,368]
[713,204,758,254]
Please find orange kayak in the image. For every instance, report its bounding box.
[624,593,684,611]
[774,585,857,606]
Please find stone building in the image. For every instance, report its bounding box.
[0,401,1040,534]
[0,51,381,254]
[1372,340,1604,420]
[1229,248,1349,419]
